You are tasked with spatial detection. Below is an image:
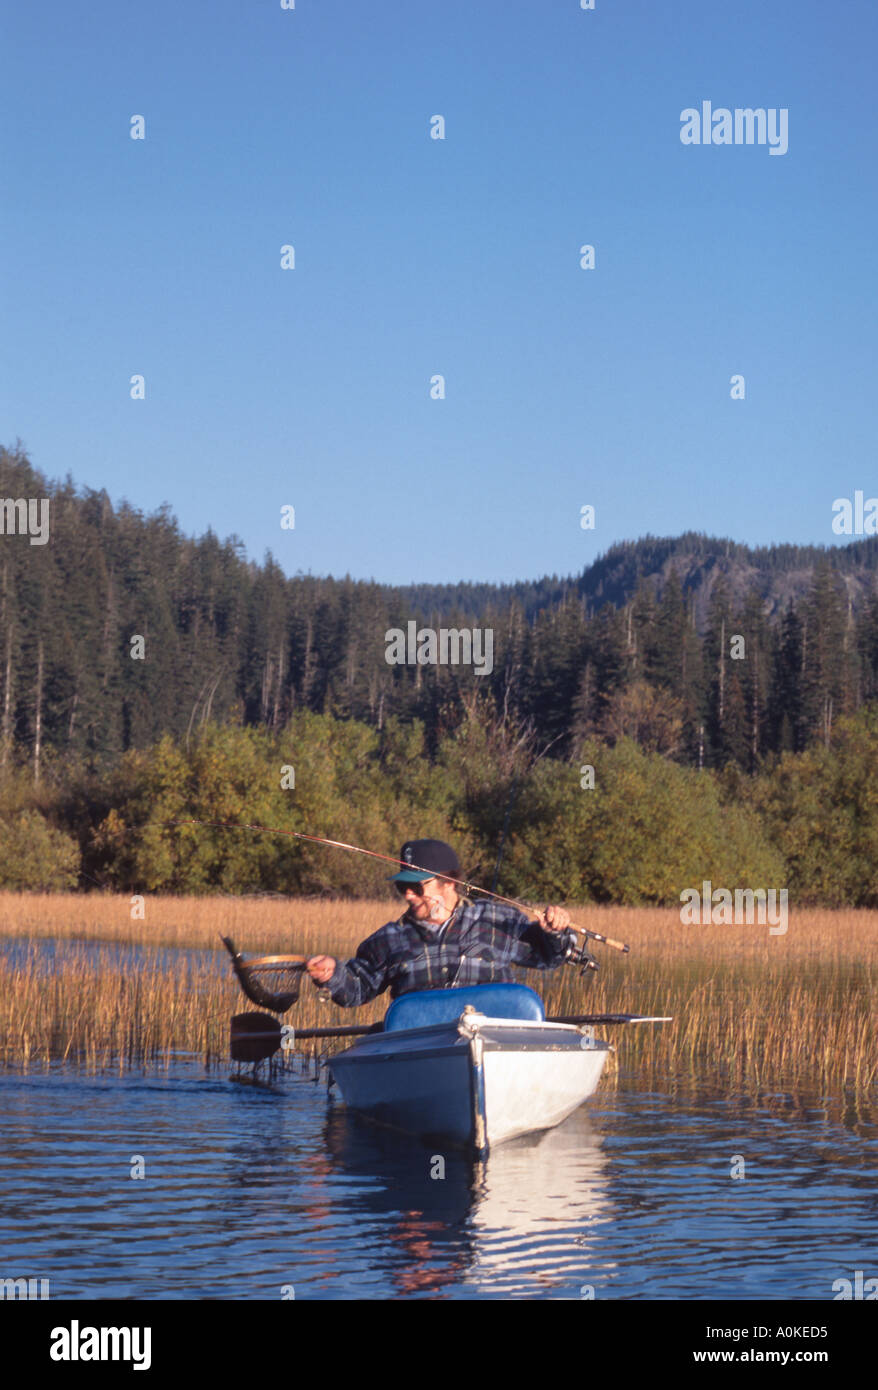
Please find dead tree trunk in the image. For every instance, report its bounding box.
[751,652,759,771]
[0,562,11,769]
[68,689,79,743]
[34,638,44,786]
[272,639,285,729]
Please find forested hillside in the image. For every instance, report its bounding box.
[2,441,878,904]
[2,442,878,776]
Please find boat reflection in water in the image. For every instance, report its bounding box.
[322,1100,612,1298]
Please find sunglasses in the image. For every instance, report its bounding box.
[395,880,434,897]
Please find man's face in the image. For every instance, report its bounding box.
[400,877,455,921]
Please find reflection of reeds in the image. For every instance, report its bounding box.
[0,894,874,1097]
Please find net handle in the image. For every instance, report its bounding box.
[245,954,308,968]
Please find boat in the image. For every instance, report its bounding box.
[327,982,612,1156]
[222,938,670,1158]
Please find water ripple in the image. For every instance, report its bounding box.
[0,1062,874,1299]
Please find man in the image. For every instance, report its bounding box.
[306,838,575,1006]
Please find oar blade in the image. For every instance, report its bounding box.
[230,1011,282,1063]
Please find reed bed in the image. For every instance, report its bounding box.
[0,893,874,1099]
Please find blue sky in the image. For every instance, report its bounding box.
[2,0,876,585]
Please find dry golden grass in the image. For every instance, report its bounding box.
[0,893,874,1098]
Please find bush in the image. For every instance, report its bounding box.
[498,737,783,904]
[0,811,81,890]
[753,706,878,905]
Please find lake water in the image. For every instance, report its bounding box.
[1,1058,874,1300]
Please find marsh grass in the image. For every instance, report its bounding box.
[0,893,874,1098]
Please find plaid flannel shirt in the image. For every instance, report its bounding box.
[325,897,576,1007]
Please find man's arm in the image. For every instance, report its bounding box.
[307,930,391,1008]
[502,902,577,969]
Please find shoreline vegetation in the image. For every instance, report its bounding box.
[4,450,878,915]
[3,705,878,908]
[1,895,874,1104]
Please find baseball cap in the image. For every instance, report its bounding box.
[388,839,461,883]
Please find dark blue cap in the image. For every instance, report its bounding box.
[389,839,461,883]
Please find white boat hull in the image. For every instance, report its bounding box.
[329,1013,610,1155]
[481,1043,607,1143]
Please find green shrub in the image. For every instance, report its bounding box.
[0,811,81,890]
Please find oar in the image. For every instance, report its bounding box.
[280,1023,382,1039]
[230,1010,671,1061]
[230,1012,379,1062]
[546,1013,672,1025]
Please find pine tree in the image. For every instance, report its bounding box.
[768,602,805,753]
[801,560,848,748]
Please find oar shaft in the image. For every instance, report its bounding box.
[285,1023,383,1039]
[547,1013,672,1025]
[240,1016,670,1036]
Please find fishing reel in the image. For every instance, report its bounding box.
[565,940,599,979]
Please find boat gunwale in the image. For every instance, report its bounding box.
[330,1039,470,1067]
[349,1014,601,1046]
[329,1016,612,1068]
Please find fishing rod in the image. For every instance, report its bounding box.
[167,818,630,954]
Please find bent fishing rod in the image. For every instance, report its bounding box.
[166,818,629,954]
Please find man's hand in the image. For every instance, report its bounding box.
[536,905,570,934]
[306,955,337,985]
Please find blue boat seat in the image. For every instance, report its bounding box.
[384,983,545,1032]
